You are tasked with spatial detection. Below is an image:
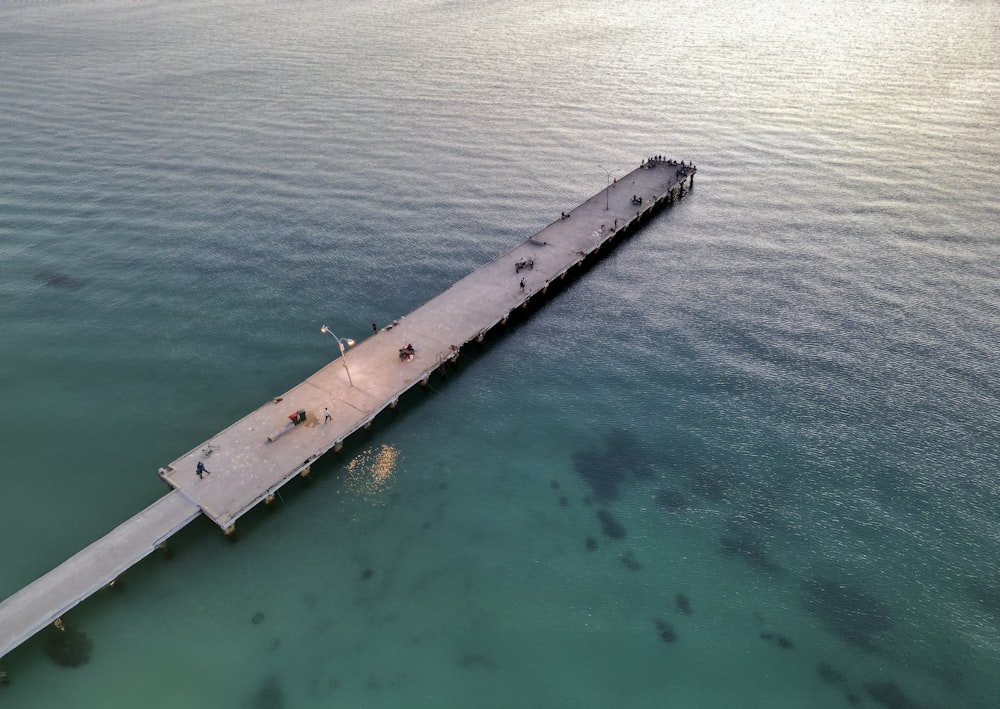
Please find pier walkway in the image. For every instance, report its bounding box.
[0,157,695,661]
[0,492,199,660]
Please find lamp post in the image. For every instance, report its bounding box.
[599,165,617,210]
[320,325,356,386]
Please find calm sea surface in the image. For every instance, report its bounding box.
[1,0,998,707]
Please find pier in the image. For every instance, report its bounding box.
[0,157,695,661]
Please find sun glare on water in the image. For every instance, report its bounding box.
[344,443,401,502]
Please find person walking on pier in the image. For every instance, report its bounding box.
[520,278,525,292]
[323,407,332,423]
[196,461,211,479]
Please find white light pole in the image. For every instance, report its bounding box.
[599,165,617,210]
[320,325,356,386]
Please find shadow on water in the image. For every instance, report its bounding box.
[42,626,93,668]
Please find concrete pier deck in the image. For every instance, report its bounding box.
[0,157,695,661]
[160,158,695,531]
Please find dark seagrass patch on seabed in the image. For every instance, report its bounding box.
[572,429,657,502]
[459,652,493,669]
[801,578,893,651]
[308,675,342,700]
[244,674,283,709]
[864,680,924,709]
[816,665,865,706]
[759,631,794,650]
[967,581,1000,616]
[817,661,847,686]
[655,487,687,511]
[573,450,626,502]
[620,551,642,570]
[688,463,740,501]
[718,525,782,574]
[730,487,785,529]
[606,428,657,480]
[595,509,626,539]
[654,618,676,644]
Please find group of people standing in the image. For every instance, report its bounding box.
[515,256,536,292]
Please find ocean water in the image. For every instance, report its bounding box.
[1,0,998,706]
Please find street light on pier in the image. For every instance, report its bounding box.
[320,325,356,386]
[599,165,618,210]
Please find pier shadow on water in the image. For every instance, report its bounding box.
[42,626,93,669]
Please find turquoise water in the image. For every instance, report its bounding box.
[1,0,998,706]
